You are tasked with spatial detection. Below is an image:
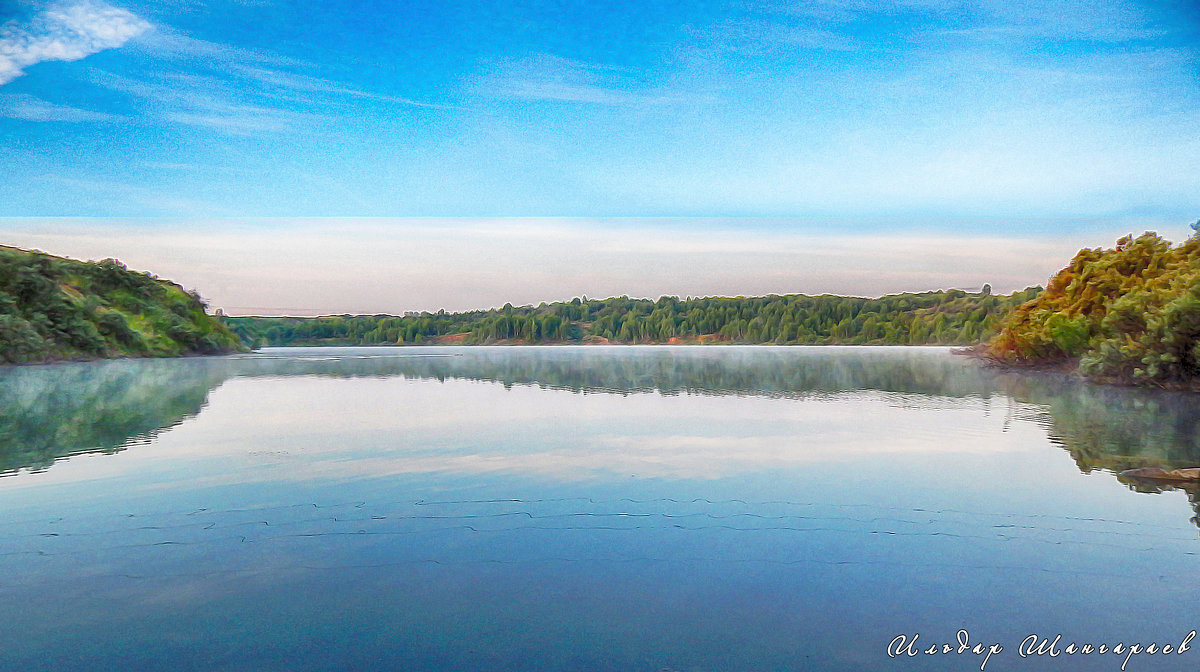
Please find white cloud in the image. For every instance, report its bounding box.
[0,1,150,85]
[0,92,115,121]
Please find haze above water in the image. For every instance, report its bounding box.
[2,346,1199,671]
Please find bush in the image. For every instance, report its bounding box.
[0,315,49,363]
[990,232,1200,385]
[96,310,143,349]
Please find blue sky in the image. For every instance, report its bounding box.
[0,1,1198,311]
[2,0,1198,220]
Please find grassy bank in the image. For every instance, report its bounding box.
[0,246,245,364]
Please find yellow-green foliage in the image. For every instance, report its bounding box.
[989,232,1200,385]
[0,246,245,364]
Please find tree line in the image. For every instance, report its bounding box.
[224,287,1042,348]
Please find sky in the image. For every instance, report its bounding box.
[1,0,1198,313]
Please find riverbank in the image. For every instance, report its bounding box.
[960,343,1200,392]
[0,246,245,364]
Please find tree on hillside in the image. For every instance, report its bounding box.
[988,231,1200,386]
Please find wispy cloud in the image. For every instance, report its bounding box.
[0,92,116,121]
[135,28,302,67]
[164,105,322,134]
[973,0,1163,42]
[694,20,862,54]
[80,25,466,132]
[763,0,965,23]
[231,65,472,111]
[764,0,1163,43]
[135,27,462,110]
[0,0,150,85]
[476,53,676,106]
[90,68,330,134]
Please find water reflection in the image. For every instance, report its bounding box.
[4,347,1200,671]
[0,358,227,474]
[0,347,1003,478]
[5,345,1200,490]
[237,346,1002,399]
[995,371,1200,472]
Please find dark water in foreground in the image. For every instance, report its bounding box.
[2,346,1199,671]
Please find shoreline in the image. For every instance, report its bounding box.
[959,345,1200,393]
[0,347,245,369]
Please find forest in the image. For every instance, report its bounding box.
[988,230,1200,387]
[0,246,244,364]
[224,287,1041,348]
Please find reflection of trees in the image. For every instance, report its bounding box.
[995,370,1200,531]
[994,371,1200,474]
[1,347,1001,476]
[255,346,1200,472]
[275,347,1200,531]
[233,347,1004,399]
[7,346,1200,524]
[0,358,229,475]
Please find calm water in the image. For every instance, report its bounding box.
[2,346,1200,671]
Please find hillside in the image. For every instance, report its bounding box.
[225,287,1041,348]
[988,231,1200,387]
[0,246,245,364]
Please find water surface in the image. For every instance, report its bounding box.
[2,346,1199,671]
